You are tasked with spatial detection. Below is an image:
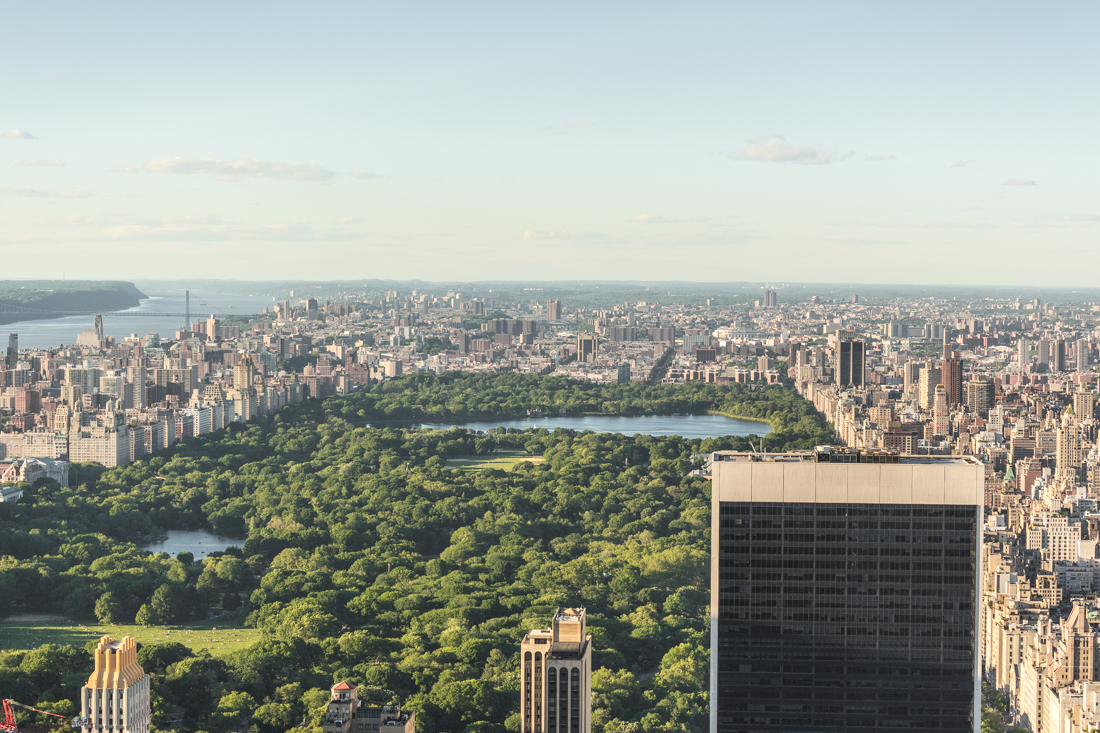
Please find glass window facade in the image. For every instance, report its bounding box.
[715,501,977,732]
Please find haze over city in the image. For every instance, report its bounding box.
[3,3,1099,284]
[6,5,1100,733]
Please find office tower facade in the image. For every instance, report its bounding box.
[710,449,983,733]
[1038,338,1051,366]
[576,335,598,364]
[966,378,994,418]
[79,635,150,733]
[1054,338,1067,372]
[1056,412,1083,478]
[942,352,963,407]
[94,314,104,338]
[1074,389,1095,421]
[918,364,941,409]
[764,290,778,307]
[934,384,949,436]
[1018,339,1030,370]
[1077,338,1090,372]
[547,300,562,321]
[520,608,592,733]
[834,338,865,388]
[6,333,17,369]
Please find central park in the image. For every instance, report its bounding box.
[0,373,830,733]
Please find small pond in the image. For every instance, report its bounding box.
[139,529,243,559]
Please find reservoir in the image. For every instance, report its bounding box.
[138,529,243,559]
[411,413,771,439]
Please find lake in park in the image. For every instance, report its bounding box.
[139,529,243,558]
[411,413,771,439]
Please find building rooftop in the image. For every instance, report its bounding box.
[712,446,983,466]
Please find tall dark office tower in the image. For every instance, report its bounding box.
[942,352,963,407]
[6,333,17,369]
[1054,338,1066,372]
[835,339,865,388]
[711,448,983,733]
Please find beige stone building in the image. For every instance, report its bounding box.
[520,608,592,733]
[79,636,150,733]
[321,682,413,733]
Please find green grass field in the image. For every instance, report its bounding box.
[444,450,545,471]
[0,617,261,657]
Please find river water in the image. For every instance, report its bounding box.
[1,289,270,350]
[411,413,771,439]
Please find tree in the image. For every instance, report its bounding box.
[95,591,121,624]
[135,603,161,626]
[216,691,257,731]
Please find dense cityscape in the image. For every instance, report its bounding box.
[2,281,1100,732]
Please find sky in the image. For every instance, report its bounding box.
[2,2,1099,285]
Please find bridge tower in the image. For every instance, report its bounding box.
[185,290,190,330]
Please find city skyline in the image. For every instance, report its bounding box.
[3,3,1100,284]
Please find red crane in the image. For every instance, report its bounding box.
[1,700,78,733]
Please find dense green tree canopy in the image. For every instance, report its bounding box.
[0,374,830,733]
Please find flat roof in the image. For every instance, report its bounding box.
[712,449,983,467]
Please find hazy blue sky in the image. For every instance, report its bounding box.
[2,2,1098,285]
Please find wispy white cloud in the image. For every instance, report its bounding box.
[864,153,896,161]
[730,135,835,165]
[63,212,365,242]
[1037,214,1100,222]
[900,219,997,229]
[0,130,36,139]
[567,120,595,127]
[0,185,91,198]
[15,159,64,167]
[1005,178,1037,186]
[523,229,604,241]
[949,159,974,168]
[128,157,336,182]
[839,151,857,161]
[349,170,386,180]
[634,214,673,224]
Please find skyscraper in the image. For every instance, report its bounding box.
[1017,339,1030,370]
[1076,338,1090,372]
[918,363,941,409]
[547,300,562,321]
[1053,338,1066,372]
[710,448,983,733]
[834,338,864,388]
[79,635,150,733]
[934,383,949,436]
[6,333,16,370]
[942,352,963,408]
[520,608,592,733]
[576,335,598,363]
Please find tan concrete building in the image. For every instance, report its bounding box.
[520,608,592,733]
[79,636,150,733]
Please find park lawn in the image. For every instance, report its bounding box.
[0,617,261,657]
[444,450,545,472]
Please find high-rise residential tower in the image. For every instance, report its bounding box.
[520,608,592,733]
[942,352,963,407]
[5,333,16,369]
[79,636,150,733]
[711,448,983,733]
[833,338,865,389]
[546,300,562,321]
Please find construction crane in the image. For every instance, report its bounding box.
[1,700,81,733]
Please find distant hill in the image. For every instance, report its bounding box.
[0,281,147,326]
